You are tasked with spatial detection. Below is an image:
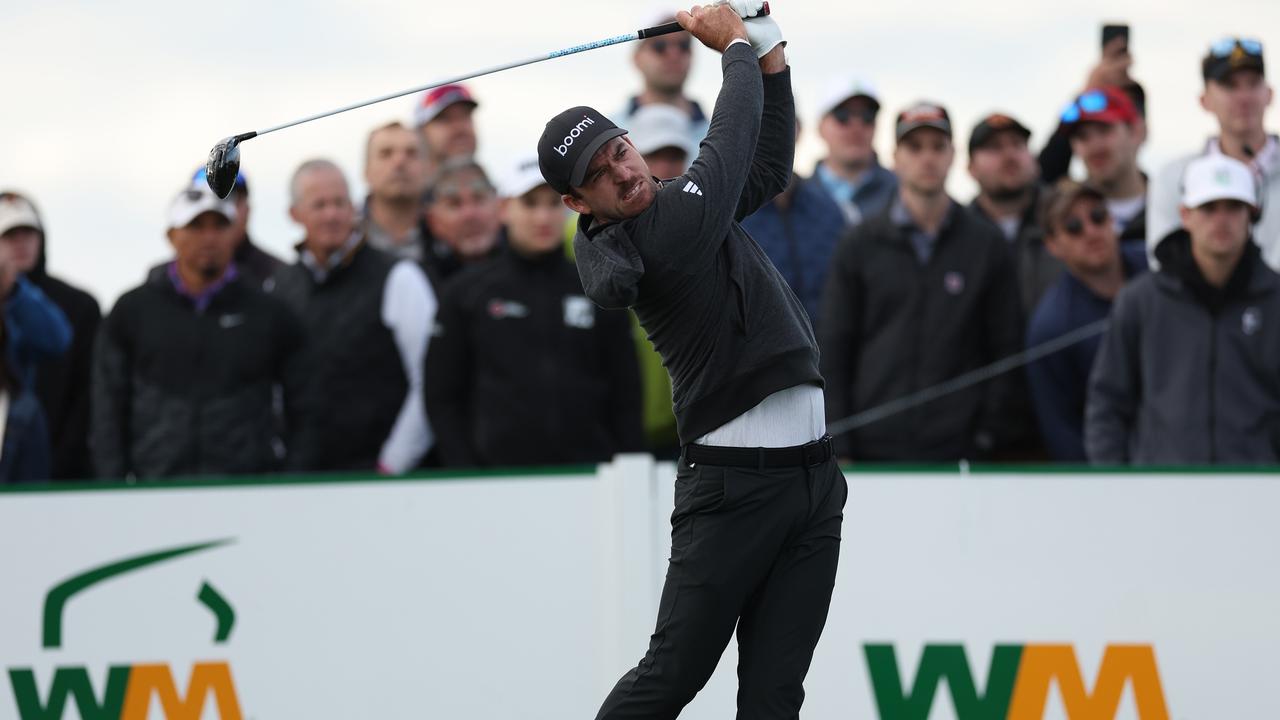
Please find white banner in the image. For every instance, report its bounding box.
[2,461,1277,719]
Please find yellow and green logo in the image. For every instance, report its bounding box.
[7,540,243,719]
[866,643,1170,719]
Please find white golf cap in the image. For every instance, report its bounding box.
[1181,154,1258,210]
[818,75,881,118]
[500,157,552,199]
[168,184,237,230]
[627,103,697,159]
[0,195,42,237]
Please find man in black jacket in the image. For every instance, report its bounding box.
[0,191,100,480]
[425,159,642,466]
[820,102,1026,461]
[92,184,308,479]
[542,5,842,718]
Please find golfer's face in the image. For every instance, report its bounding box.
[577,137,656,221]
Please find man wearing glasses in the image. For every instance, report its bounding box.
[616,16,709,144]
[1025,180,1148,462]
[1148,38,1279,271]
[813,76,898,227]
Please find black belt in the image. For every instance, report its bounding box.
[683,435,834,469]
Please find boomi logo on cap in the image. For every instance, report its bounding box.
[555,115,597,157]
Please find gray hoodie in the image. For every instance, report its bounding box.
[1086,231,1280,464]
[573,44,820,445]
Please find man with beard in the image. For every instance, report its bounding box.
[414,84,479,178]
[363,122,432,263]
[967,113,1063,313]
[820,102,1025,461]
[616,14,709,142]
[91,184,308,479]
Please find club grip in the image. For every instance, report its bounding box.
[637,1,770,39]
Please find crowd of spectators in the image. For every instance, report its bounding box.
[2,26,1278,483]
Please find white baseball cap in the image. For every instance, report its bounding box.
[1181,154,1258,210]
[818,75,881,118]
[0,195,42,237]
[500,157,552,199]
[168,184,237,230]
[627,104,698,159]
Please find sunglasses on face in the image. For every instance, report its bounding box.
[1059,90,1111,124]
[1210,37,1263,58]
[1062,205,1110,236]
[831,106,877,126]
[649,38,692,55]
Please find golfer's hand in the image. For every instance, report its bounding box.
[677,4,748,54]
[743,15,784,59]
[725,0,766,17]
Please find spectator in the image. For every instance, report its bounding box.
[414,84,478,177]
[91,184,308,479]
[425,158,642,466]
[627,103,699,179]
[191,167,286,291]
[1148,38,1280,270]
[967,113,1064,313]
[616,16,709,142]
[820,102,1024,461]
[363,121,432,263]
[742,118,846,325]
[1087,155,1280,464]
[0,199,71,392]
[1026,181,1147,461]
[1060,87,1149,243]
[0,311,50,484]
[0,192,100,480]
[272,159,435,473]
[813,75,898,227]
[422,157,502,281]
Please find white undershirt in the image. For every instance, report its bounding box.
[695,384,826,448]
[377,260,437,473]
[1106,195,1145,234]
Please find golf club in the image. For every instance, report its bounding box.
[205,2,770,198]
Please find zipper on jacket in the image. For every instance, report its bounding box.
[1207,313,1217,463]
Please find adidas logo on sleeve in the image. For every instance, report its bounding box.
[681,180,703,196]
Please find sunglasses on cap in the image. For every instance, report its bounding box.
[1059,90,1110,124]
[831,105,877,126]
[1061,205,1110,236]
[1209,37,1263,58]
[648,38,692,55]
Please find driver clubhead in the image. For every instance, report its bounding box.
[206,134,251,199]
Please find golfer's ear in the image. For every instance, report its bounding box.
[563,194,589,216]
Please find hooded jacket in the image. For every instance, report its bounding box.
[28,226,101,480]
[1086,230,1280,464]
[573,45,819,446]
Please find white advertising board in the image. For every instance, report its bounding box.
[1,460,1276,719]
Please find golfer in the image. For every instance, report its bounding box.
[537,3,845,718]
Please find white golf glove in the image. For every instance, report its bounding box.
[725,0,767,18]
[743,15,784,58]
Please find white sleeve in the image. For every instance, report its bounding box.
[377,261,437,473]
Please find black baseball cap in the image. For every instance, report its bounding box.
[1203,37,1265,82]
[895,102,952,143]
[968,113,1031,154]
[538,106,628,194]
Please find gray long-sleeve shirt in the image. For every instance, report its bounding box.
[573,44,821,445]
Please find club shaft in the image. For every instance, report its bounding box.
[257,30,659,137]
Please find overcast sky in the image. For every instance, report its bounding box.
[3,0,1278,306]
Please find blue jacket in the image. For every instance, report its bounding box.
[7,275,72,389]
[813,158,898,228]
[741,173,846,325]
[0,389,51,484]
[1026,242,1148,461]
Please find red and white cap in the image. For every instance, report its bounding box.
[414,84,478,127]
